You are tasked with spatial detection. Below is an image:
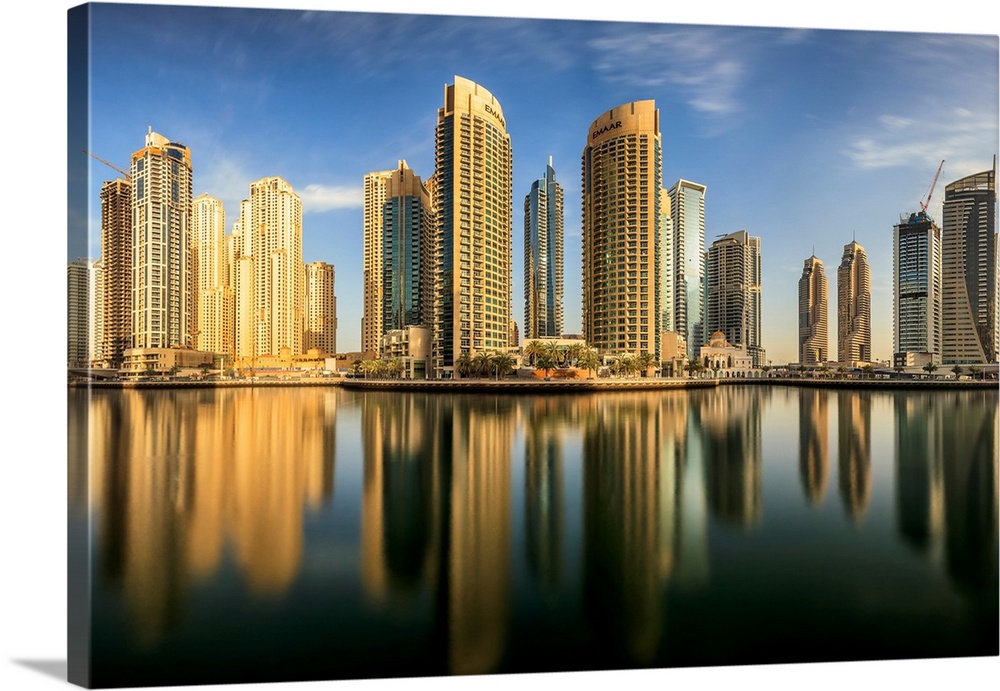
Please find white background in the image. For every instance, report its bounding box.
[2,1,996,690]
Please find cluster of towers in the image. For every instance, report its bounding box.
[361,80,766,378]
[69,128,339,371]
[797,160,997,368]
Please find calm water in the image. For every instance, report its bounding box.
[68,385,998,687]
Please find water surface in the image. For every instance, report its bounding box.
[67,385,999,687]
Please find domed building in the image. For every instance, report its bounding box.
[699,331,756,377]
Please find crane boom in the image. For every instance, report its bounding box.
[84,150,130,180]
[919,159,945,213]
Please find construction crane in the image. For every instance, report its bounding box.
[919,159,945,214]
[84,150,130,181]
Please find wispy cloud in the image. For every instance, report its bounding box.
[589,27,747,121]
[298,184,362,213]
[844,107,995,174]
[195,157,254,212]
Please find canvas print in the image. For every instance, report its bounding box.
[67,1,998,689]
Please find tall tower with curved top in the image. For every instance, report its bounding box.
[941,161,997,364]
[432,76,513,378]
[582,100,663,359]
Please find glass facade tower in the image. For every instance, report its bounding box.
[893,211,942,367]
[524,157,564,340]
[382,161,434,337]
[668,180,706,360]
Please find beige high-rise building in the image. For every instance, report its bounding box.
[192,194,232,356]
[100,178,132,366]
[837,240,871,366]
[941,162,997,364]
[306,261,337,355]
[130,128,194,349]
[582,100,663,360]
[232,177,306,362]
[362,167,397,355]
[432,76,513,377]
[799,255,828,366]
[229,199,255,362]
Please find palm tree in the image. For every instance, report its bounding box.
[491,351,516,379]
[862,364,874,379]
[951,364,963,380]
[922,362,938,378]
[635,351,657,377]
[524,340,545,367]
[565,342,584,368]
[684,358,703,379]
[387,358,404,379]
[534,350,555,379]
[837,365,847,379]
[893,364,905,377]
[578,348,600,379]
[455,353,473,379]
[544,341,563,369]
[473,351,492,378]
[969,364,982,380]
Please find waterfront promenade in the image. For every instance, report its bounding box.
[69,375,998,392]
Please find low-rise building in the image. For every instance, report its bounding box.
[699,331,755,377]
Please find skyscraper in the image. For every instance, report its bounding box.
[837,240,871,365]
[941,161,997,364]
[67,259,90,367]
[582,100,663,359]
[229,198,254,362]
[704,230,764,367]
[668,179,707,360]
[432,76,513,377]
[99,177,132,367]
[306,261,337,355]
[130,128,193,349]
[362,166,399,355]
[893,211,942,366]
[233,177,306,360]
[524,156,564,340]
[192,194,232,356]
[659,188,674,334]
[382,161,434,337]
[799,255,828,366]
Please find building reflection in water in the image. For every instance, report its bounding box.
[799,389,829,506]
[446,396,515,675]
[582,392,686,664]
[523,397,565,603]
[894,390,998,594]
[894,393,945,555]
[82,387,337,647]
[700,387,763,528]
[360,393,441,605]
[939,391,998,594]
[837,391,872,524]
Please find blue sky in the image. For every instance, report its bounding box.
[71,1,998,363]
